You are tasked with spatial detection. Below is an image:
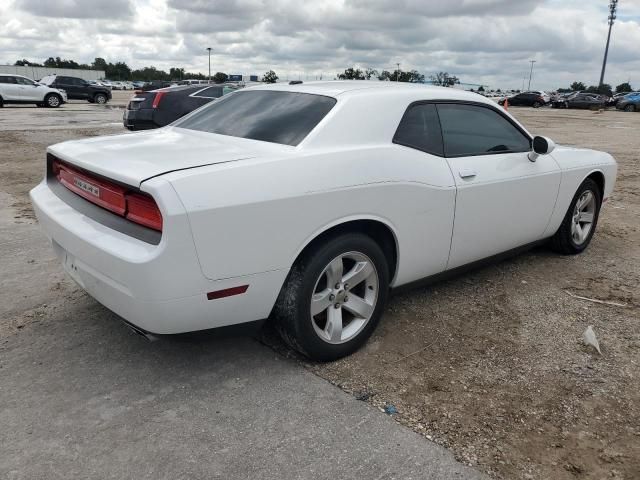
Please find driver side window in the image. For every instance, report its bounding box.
[436,104,531,157]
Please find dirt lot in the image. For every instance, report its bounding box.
[1,99,639,480]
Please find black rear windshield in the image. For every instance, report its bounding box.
[175,90,336,146]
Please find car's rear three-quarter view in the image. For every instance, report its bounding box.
[30,81,617,361]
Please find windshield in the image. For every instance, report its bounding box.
[175,90,336,146]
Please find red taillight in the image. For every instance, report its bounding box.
[55,160,126,215]
[126,193,163,231]
[52,159,163,232]
[152,91,166,108]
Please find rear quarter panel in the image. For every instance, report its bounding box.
[164,145,457,287]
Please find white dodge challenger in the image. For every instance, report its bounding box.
[31,82,617,360]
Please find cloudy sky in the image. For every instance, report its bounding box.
[1,0,639,89]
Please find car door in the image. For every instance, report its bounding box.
[436,102,561,269]
[0,76,21,100]
[56,77,80,99]
[14,76,41,101]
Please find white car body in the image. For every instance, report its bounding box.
[30,82,617,335]
[0,74,67,105]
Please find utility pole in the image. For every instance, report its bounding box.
[206,47,212,83]
[599,0,619,88]
[527,60,536,91]
[396,63,400,81]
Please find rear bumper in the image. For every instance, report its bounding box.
[123,108,157,130]
[30,180,287,334]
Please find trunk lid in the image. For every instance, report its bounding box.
[47,127,289,186]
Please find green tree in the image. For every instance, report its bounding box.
[364,68,378,80]
[615,82,633,93]
[169,67,186,80]
[338,67,365,80]
[570,81,586,91]
[477,85,485,92]
[262,70,278,83]
[429,71,459,87]
[212,72,228,83]
[14,59,42,66]
[378,70,392,81]
[586,84,612,96]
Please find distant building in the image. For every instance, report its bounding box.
[0,65,105,81]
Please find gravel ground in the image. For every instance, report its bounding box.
[300,108,640,479]
[1,99,638,479]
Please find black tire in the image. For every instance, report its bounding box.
[624,104,635,112]
[272,233,390,361]
[93,93,108,104]
[533,101,542,108]
[550,178,602,255]
[0,95,4,107]
[44,93,62,108]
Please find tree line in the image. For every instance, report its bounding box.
[558,81,633,96]
[13,58,283,84]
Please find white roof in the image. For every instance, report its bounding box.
[246,80,492,105]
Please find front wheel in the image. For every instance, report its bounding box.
[44,93,61,108]
[93,93,107,104]
[533,101,542,108]
[273,233,390,361]
[550,178,601,254]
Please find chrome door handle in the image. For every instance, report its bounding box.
[459,169,477,179]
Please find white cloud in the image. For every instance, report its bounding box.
[0,0,639,90]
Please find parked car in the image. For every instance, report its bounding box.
[0,74,67,108]
[615,92,640,112]
[124,84,236,130]
[141,81,172,91]
[551,92,606,109]
[30,82,617,361]
[498,92,547,108]
[39,75,112,104]
[132,81,145,89]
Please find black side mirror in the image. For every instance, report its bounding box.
[528,136,556,162]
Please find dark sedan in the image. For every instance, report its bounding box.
[123,84,236,130]
[551,92,606,109]
[615,92,640,112]
[498,92,547,108]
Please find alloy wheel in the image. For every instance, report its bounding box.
[47,95,60,107]
[310,251,379,345]
[571,190,596,245]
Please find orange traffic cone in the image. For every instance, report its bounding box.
[503,98,509,111]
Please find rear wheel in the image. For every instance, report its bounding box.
[0,96,4,108]
[44,93,61,108]
[93,93,107,104]
[273,233,390,361]
[550,178,601,254]
[624,104,636,112]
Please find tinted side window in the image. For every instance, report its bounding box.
[393,103,443,156]
[194,86,223,98]
[0,76,17,84]
[436,104,531,157]
[15,77,34,85]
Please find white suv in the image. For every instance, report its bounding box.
[0,74,67,108]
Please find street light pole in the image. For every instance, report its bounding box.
[527,60,536,91]
[396,63,400,81]
[599,0,618,87]
[206,47,212,83]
